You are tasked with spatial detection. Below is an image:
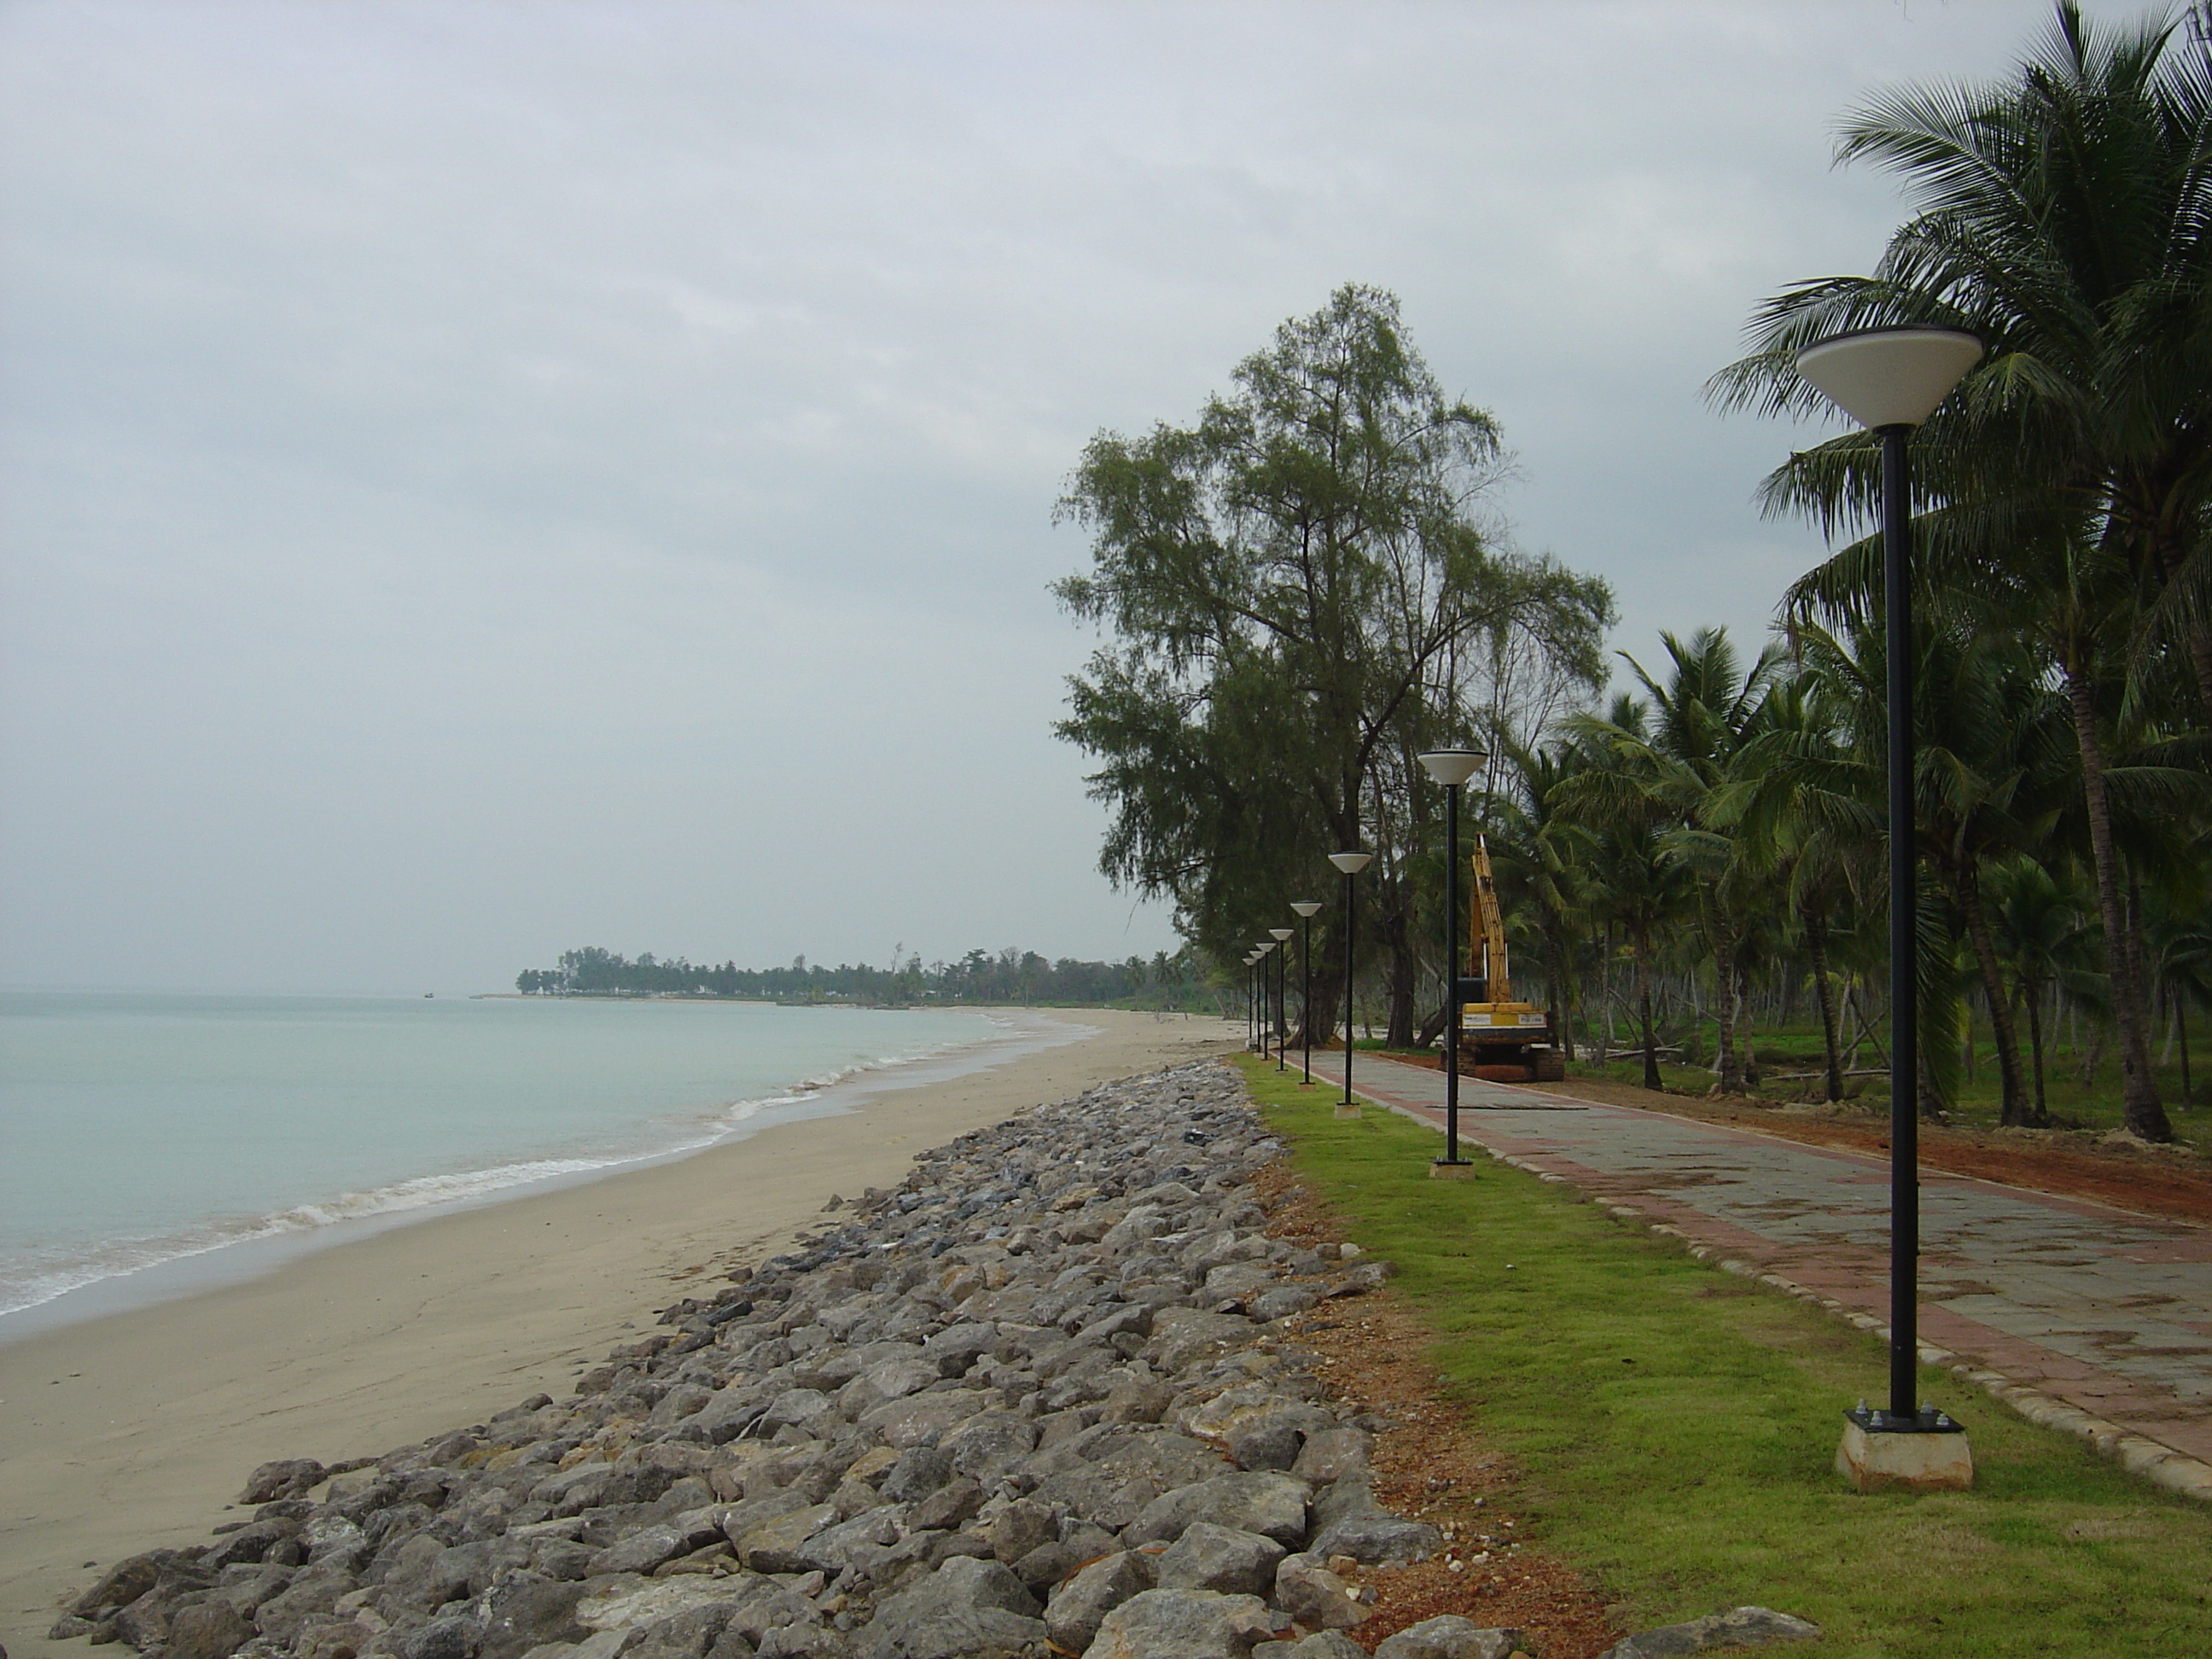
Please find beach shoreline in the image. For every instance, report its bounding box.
[0,1003,1065,1342]
[0,1007,1239,1655]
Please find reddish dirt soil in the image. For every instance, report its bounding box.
[1251,1162,1621,1659]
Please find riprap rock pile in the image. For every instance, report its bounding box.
[52,1061,1528,1659]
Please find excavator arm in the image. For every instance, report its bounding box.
[1468,831,1511,1004]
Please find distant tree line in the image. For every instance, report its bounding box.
[515,944,1218,1010]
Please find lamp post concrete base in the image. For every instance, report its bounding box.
[1836,1410,1973,1493]
[1429,1161,1478,1180]
[1332,1103,1362,1120]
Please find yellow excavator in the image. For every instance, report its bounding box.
[1457,832,1565,1081]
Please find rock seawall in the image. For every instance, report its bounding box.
[48,1062,1522,1659]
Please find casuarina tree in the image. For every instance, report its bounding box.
[1053,284,1610,1033]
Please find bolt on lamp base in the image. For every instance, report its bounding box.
[1429,1161,1478,1180]
[1836,1406,1972,1493]
[1332,1103,1362,1120]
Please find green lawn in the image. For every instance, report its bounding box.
[1234,1055,2212,1656]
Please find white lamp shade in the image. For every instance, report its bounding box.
[1254,941,1275,955]
[1417,748,1488,787]
[1793,326,1982,429]
[1269,928,1294,941]
[1289,901,1324,917]
[1328,852,1373,875]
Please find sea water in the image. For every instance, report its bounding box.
[0,991,1011,1330]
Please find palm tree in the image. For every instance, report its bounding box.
[1988,856,2104,1121]
[1720,663,1873,1103]
[1551,696,1691,1091]
[1710,4,2212,1139]
[1559,632,1781,1092]
[1490,737,1599,1060]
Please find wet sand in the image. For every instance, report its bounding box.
[0,1008,1238,1654]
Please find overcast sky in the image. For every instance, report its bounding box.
[1,0,2068,994]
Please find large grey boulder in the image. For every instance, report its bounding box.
[163,1601,254,1659]
[376,1535,468,1613]
[1271,1553,1370,1633]
[1145,1310,1256,1373]
[1287,1427,1371,1485]
[1249,1286,1321,1323]
[585,1523,693,1578]
[239,1459,326,1505]
[71,1553,165,1619]
[208,1563,295,1618]
[1153,1522,1284,1597]
[735,1504,838,1573]
[1371,1617,1527,1659]
[719,1578,824,1650]
[1201,1261,1278,1307]
[252,1567,355,1645]
[793,1505,906,1579]
[1306,1510,1441,1565]
[301,1514,374,1573]
[938,1413,1038,1483]
[923,1324,999,1377]
[1598,1606,1824,1658]
[398,1616,480,1659]
[473,1577,591,1659]
[1126,1473,1311,1547]
[1254,1636,1368,1659]
[1083,1588,1279,1659]
[980,1498,1057,1566]
[1041,1550,1150,1653]
[861,1557,1045,1659]
[200,1517,300,1572]
[575,1578,754,1635]
[876,1447,952,1503]
[859,1391,987,1449]
[905,1478,985,1534]
[841,1358,940,1412]
[758,1390,834,1432]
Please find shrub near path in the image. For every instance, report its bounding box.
[1235,1057,2212,1657]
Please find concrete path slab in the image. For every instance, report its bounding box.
[1287,1050,2212,1493]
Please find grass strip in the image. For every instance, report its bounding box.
[1234,1056,2212,1656]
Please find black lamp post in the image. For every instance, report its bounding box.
[1291,900,1323,1086]
[1327,850,1373,1108]
[1795,323,1981,1478]
[1419,748,1488,1168]
[1253,941,1277,1058]
[1269,928,1295,1068]
[1244,951,1261,1051]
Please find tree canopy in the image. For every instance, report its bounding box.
[1054,283,1613,1039]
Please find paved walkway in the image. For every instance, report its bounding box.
[1285,1051,2212,1495]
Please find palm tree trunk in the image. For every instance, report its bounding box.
[2064,665,2173,1140]
[1953,862,2029,1126]
[2180,1000,2192,1108]
[1806,909,1845,1103]
[2024,976,2049,1124]
[1634,921,1661,1091]
[1382,879,1417,1050]
[1712,910,1743,1094]
[1734,962,1758,1087]
[1544,909,1568,1060]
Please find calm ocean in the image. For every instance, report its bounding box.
[0,992,1019,1333]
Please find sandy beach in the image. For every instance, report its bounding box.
[0,1008,1239,1655]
